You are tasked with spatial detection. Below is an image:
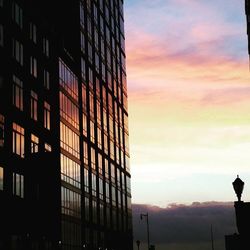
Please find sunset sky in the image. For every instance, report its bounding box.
[124,0,250,207]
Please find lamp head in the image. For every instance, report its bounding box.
[232,175,244,202]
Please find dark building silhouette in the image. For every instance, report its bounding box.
[246,0,250,58]
[225,177,250,250]
[0,0,132,249]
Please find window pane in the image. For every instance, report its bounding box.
[0,167,3,190]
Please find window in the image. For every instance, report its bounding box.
[59,59,78,100]
[31,91,38,120]
[84,168,89,192]
[29,23,37,43]
[60,154,80,188]
[83,141,88,166]
[99,203,104,225]
[105,182,110,203]
[61,186,81,218]
[80,31,86,53]
[12,39,23,65]
[126,176,131,195]
[104,158,109,179]
[60,92,79,129]
[43,38,49,57]
[99,178,103,200]
[85,197,89,221]
[0,25,3,46]
[97,101,101,125]
[92,173,97,196]
[88,42,92,63]
[80,3,85,29]
[13,173,24,198]
[81,58,86,80]
[112,185,116,206]
[12,123,24,158]
[44,101,50,130]
[60,122,80,158]
[88,68,93,89]
[0,167,3,190]
[30,57,37,77]
[13,75,23,110]
[91,147,96,170]
[97,127,102,149]
[12,3,23,29]
[43,70,50,89]
[104,134,108,154]
[98,153,102,175]
[92,200,97,223]
[111,164,115,184]
[82,113,87,137]
[90,120,95,143]
[31,134,39,153]
[45,143,51,152]
[0,114,4,147]
[82,84,87,112]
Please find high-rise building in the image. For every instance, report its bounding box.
[0,0,132,249]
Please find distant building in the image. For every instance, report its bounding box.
[0,0,132,249]
[225,177,250,250]
[245,0,250,58]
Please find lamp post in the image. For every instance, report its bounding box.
[136,240,140,250]
[140,213,150,250]
[232,175,244,202]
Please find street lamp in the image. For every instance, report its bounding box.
[140,213,150,250]
[136,240,140,250]
[232,175,245,201]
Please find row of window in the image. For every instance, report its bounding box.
[11,36,51,88]
[79,2,127,96]
[12,122,51,158]
[81,0,125,53]
[0,166,24,198]
[62,219,133,250]
[13,75,51,129]
[11,1,50,54]
[83,195,131,231]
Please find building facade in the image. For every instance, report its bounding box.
[0,0,132,249]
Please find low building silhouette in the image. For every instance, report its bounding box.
[225,176,250,250]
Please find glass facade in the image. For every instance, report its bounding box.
[0,0,131,249]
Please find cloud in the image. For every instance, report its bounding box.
[132,202,236,250]
[125,0,249,95]
[200,87,250,106]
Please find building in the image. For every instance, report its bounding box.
[246,0,250,58]
[225,177,250,250]
[0,0,132,249]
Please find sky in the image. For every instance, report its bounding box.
[124,0,250,207]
